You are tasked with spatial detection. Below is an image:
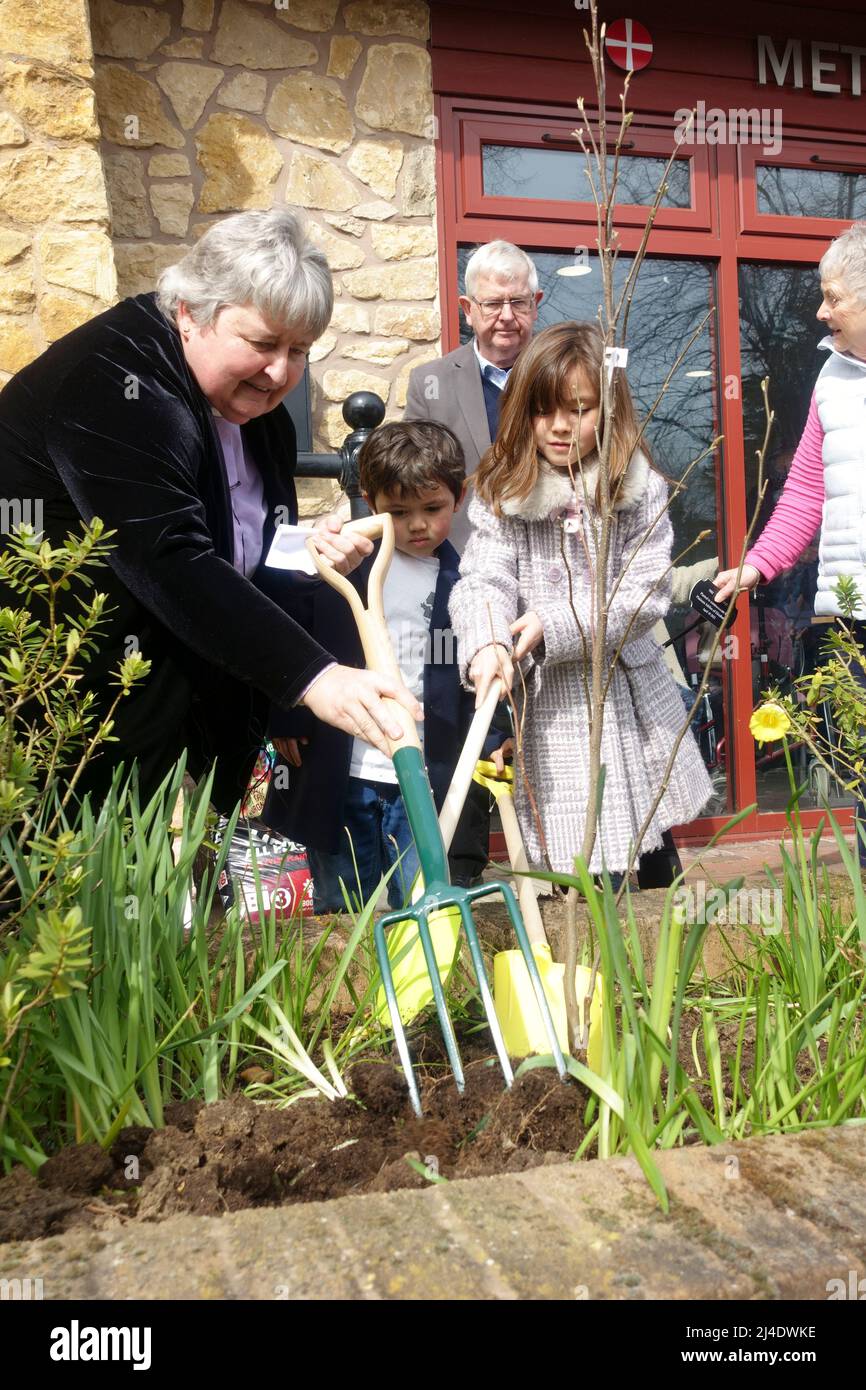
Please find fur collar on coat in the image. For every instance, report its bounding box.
[500,449,651,522]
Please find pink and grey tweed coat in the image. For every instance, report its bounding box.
[449,450,713,875]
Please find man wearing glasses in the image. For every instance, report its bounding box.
[404,241,542,885]
[405,240,542,553]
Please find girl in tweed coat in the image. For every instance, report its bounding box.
[449,322,712,879]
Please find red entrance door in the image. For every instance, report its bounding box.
[432,89,866,840]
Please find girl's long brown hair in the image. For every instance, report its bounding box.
[475,320,646,513]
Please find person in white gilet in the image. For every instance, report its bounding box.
[714,220,866,864]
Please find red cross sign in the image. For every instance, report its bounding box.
[605,18,653,71]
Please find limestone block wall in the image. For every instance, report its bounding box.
[89,0,441,510]
[0,0,116,386]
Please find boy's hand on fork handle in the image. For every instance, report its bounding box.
[308,512,374,576]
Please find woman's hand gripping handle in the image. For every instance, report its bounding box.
[305,513,423,758]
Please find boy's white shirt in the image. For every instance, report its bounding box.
[349,549,439,784]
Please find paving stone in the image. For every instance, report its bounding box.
[655,1138,866,1300]
[510,1159,757,1300]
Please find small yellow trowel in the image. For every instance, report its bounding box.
[473,760,603,1074]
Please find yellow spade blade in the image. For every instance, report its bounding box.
[493,943,603,1074]
[374,906,462,1025]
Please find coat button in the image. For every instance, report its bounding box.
[547,564,562,583]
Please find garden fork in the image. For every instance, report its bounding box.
[307,514,567,1116]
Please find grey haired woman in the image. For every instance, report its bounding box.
[0,208,419,809]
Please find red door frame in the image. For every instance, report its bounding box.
[434,92,863,843]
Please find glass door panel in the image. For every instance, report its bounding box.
[737,262,849,811]
[457,246,728,813]
[481,145,692,207]
[755,164,866,220]
[739,141,866,237]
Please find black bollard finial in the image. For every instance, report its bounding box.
[340,391,386,519]
[343,391,386,432]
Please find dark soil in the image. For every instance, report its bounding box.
[4,1002,818,1246]
[0,1035,588,1245]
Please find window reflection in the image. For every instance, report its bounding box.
[458,248,718,553]
[481,144,692,208]
[756,164,866,220]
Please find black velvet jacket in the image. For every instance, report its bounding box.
[0,293,331,810]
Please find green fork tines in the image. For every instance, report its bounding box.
[305,512,567,1116]
[374,878,567,1117]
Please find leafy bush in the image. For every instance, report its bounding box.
[1,522,149,1098]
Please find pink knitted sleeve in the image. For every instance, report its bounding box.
[745,393,824,583]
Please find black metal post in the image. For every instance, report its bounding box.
[294,391,386,521]
[339,391,386,519]
[294,389,386,519]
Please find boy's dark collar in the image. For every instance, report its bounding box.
[434,537,459,571]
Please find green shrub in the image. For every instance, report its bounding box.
[1,521,148,1123]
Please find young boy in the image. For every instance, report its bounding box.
[264,421,489,912]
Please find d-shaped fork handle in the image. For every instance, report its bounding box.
[305,514,422,757]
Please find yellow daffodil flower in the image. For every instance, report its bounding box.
[749,702,791,745]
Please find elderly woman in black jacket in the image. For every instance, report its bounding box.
[0,208,419,810]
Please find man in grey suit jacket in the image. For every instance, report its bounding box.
[405,241,542,552]
[404,241,542,881]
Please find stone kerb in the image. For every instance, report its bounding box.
[86,0,441,515]
[3,1125,865,1299]
[0,0,117,382]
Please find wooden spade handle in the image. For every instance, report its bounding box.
[437,682,501,852]
[496,793,548,947]
[305,514,422,756]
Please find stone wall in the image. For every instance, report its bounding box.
[0,0,116,385]
[89,0,440,509]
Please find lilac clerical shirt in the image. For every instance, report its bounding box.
[213,415,336,705]
[214,415,267,578]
